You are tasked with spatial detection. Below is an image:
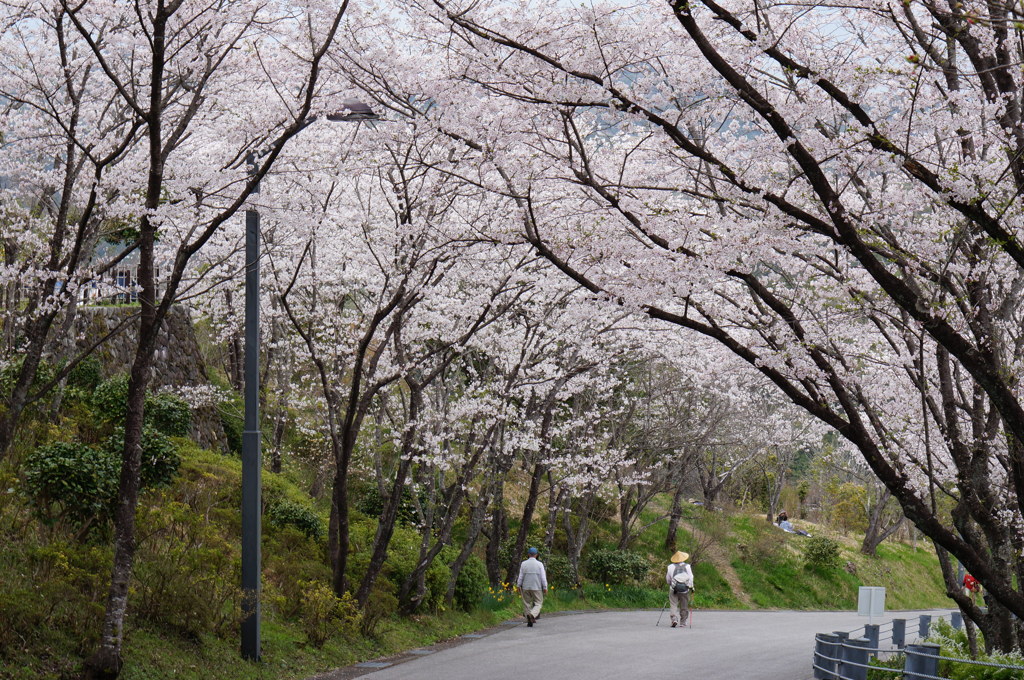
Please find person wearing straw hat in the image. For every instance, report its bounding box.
[665,550,694,628]
[516,547,548,627]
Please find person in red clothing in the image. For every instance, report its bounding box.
[963,573,981,603]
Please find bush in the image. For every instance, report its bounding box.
[267,499,325,542]
[146,392,192,436]
[92,375,193,437]
[922,620,1024,680]
[542,553,577,588]
[298,581,359,648]
[355,484,422,526]
[0,540,110,657]
[23,441,119,528]
[67,356,102,393]
[803,536,841,570]
[497,533,547,582]
[133,494,241,638]
[452,554,488,612]
[221,410,242,454]
[583,548,650,585]
[103,428,182,489]
[264,528,331,620]
[738,531,785,564]
[0,356,57,405]
[91,373,131,423]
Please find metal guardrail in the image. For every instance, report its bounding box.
[811,612,1024,680]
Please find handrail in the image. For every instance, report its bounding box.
[811,612,1024,680]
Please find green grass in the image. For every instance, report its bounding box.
[727,515,950,610]
[115,609,505,680]
[1,434,955,680]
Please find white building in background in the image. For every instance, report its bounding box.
[76,242,166,305]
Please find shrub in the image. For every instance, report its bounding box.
[92,375,193,437]
[298,581,359,647]
[542,553,577,588]
[741,531,785,564]
[133,495,241,638]
[355,484,422,526]
[264,527,332,620]
[803,536,841,570]
[146,392,192,436]
[91,373,131,423]
[67,356,102,393]
[0,541,110,657]
[361,580,398,638]
[23,441,119,528]
[452,554,488,612]
[497,533,546,581]
[583,548,650,585]
[267,499,324,542]
[0,356,57,405]
[103,428,182,489]
[922,620,1024,680]
[221,410,243,454]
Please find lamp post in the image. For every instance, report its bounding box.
[241,100,379,661]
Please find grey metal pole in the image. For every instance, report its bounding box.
[919,614,931,640]
[951,611,962,630]
[904,643,940,679]
[241,165,262,662]
[814,632,839,680]
[812,634,824,679]
[892,618,906,649]
[236,103,378,662]
[864,624,880,658]
[839,637,871,680]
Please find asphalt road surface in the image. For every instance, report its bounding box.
[331,608,950,680]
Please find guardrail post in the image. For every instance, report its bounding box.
[839,636,871,680]
[814,633,839,679]
[819,634,835,675]
[904,643,941,679]
[892,618,906,649]
[919,614,932,640]
[864,624,880,657]
[951,611,962,630]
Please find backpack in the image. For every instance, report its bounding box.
[671,563,691,594]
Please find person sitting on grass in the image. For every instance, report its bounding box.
[776,511,811,536]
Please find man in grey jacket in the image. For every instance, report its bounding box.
[516,547,548,627]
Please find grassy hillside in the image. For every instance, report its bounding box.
[0,441,954,680]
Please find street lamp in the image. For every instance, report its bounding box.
[242,100,379,661]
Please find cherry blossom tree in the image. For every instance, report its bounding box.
[0,1,359,674]
[0,2,146,454]
[336,0,1024,651]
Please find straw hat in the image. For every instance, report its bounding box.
[670,551,690,563]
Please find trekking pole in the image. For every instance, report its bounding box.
[656,599,668,627]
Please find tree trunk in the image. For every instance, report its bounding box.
[356,455,413,606]
[485,487,507,587]
[861,513,903,556]
[664,483,685,550]
[445,495,489,607]
[504,461,545,585]
[85,347,153,678]
[224,289,243,392]
[330,463,352,596]
[544,471,560,549]
[0,312,58,455]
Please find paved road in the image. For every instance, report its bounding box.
[337,609,950,680]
